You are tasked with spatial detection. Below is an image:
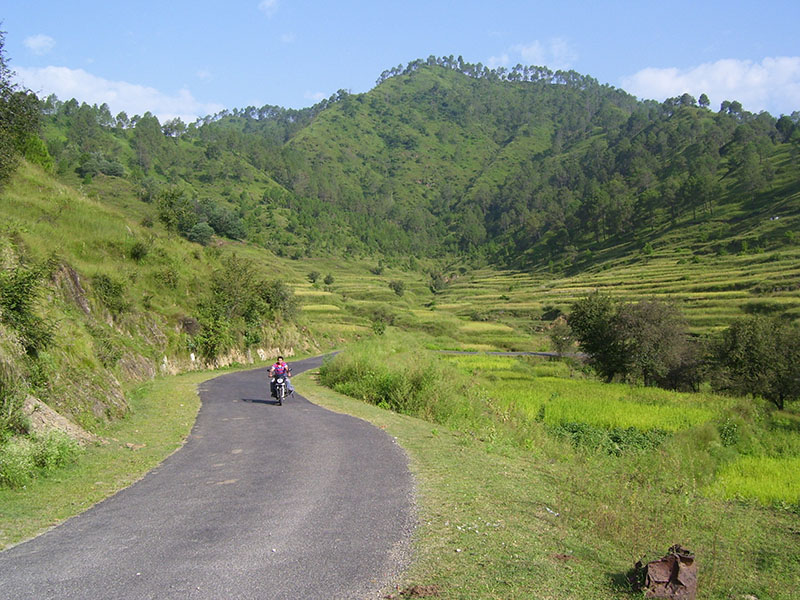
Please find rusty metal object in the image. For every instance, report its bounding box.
[636,545,697,600]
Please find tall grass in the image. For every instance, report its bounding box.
[319,331,489,430]
[0,431,81,488]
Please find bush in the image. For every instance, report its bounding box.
[567,292,626,382]
[548,321,573,356]
[192,256,298,358]
[128,240,149,262]
[92,273,128,315]
[22,134,53,171]
[187,222,214,245]
[318,335,467,420]
[0,261,53,356]
[0,32,42,186]
[0,437,35,487]
[389,280,405,296]
[0,431,81,488]
[33,430,80,473]
[0,360,28,442]
[75,152,125,178]
[551,422,669,455]
[193,310,233,359]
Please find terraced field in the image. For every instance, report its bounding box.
[278,243,800,355]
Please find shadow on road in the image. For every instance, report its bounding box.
[241,397,282,406]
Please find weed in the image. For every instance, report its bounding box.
[0,438,34,487]
[92,273,128,315]
[0,431,80,488]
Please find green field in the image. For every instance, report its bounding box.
[443,354,717,432]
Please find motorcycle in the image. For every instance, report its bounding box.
[273,375,288,406]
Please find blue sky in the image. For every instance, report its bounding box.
[4,1,800,123]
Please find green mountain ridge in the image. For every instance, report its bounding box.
[21,58,800,270]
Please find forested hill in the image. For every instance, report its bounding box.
[34,57,800,269]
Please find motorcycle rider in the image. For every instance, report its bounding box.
[269,355,294,398]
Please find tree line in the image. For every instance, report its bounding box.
[565,292,800,410]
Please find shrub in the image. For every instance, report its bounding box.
[0,431,81,488]
[567,292,626,382]
[548,321,573,356]
[0,32,42,186]
[0,360,28,442]
[187,222,214,246]
[550,422,669,455]
[22,134,54,171]
[318,335,474,423]
[0,261,53,356]
[89,324,124,367]
[389,280,405,296]
[129,240,149,262]
[32,430,80,473]
[0,437,35,488]
[193,256,298,358]
[75,152,124,178]
[92,273,128,315]
[261,279,299,320]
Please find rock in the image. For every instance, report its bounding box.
[633,544,697,600]
[23,395,100,445]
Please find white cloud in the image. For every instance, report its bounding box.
[280,33,296,43]
[14,66,225,123]
[511,38,577,70]
[621,57,800,116]
[487,53,509,69]
[258,0,279,17]
[304,91,326,103]
[24,34,56,56]
[512,42,542,64]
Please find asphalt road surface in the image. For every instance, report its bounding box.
[0,355,415,599]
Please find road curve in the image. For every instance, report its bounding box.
[0,355,415,599]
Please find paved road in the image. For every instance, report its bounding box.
[0,355,415,599]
